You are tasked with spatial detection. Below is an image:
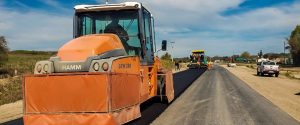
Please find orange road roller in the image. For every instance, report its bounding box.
[23,2,174,125]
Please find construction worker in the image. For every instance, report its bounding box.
[175,61,180,71]
[104,15,129,41]
[104,15,131,51]
[207,61,212,70]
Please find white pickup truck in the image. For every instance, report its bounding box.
[257,61,279,77]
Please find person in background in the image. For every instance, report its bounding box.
[175,61,180,71]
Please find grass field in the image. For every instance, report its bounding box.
[235,63,300,80]
[2,51,55,75]
[0,51,55,105]
[161,59,175,70]
[0,52,176,106]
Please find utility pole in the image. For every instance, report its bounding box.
[232,50,234,63]
[284,41,286,64]
[170,42,175,62]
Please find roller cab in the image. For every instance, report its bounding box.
[23,2,174,125]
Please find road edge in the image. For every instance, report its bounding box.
[220,65,300,123]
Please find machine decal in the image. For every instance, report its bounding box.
[119,63,131,69]
[62,64,82,70]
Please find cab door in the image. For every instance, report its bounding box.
[143,9,154,65]
[139,8,154,65]
[139,8,157,102]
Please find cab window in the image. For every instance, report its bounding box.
[76,10,141,56]
[143,9,154,64]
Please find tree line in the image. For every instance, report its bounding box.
[0,36,8,64]
[288,25,300,66]
[0,36,57,65]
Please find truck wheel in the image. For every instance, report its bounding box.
[157,76,167,103]
[260,72,264,76]
[275,73,279,77]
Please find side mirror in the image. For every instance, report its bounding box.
[162,40,167,51]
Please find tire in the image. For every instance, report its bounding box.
[157,75,167,103]
[260,72,264,76]
[275,73,279,77]
[257,71,259,76]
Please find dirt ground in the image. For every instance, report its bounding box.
[0,78,9,85]
[222,65,300,122]
[281,67,300,71]
[0,100,22,124]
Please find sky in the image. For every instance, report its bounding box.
[0,0,299,57]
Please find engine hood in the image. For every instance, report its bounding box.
[57,34,125,61]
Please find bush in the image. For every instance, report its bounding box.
[246,64,256,69]
[161,59,174,70]
[0,52,55,105]
[0,68,9,75]
[284,71,300,80]
[0,77,22,105]
[0,36,8,64]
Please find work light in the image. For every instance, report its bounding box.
[93,62,100,71]
[102,62,109,71]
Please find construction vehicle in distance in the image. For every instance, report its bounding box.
[187,50,208,69]
[23,2,174,125]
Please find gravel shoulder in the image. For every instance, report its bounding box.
[0,100,22,124]
[222,65,300,122]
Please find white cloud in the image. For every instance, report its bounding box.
[1,0,300,57]
[39,0,69,12]
[145,0,300,57]
[0,7,73,50]
[216,4,300,32]
[165,33,287,57]
[13,1,31,9]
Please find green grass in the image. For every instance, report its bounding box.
[161,59,175,70]
[0,77,22,105]
[1,53,55,75]
[246,64,256,69]
[0,53,176,105]
[284,71,300,80]
[0,52,55,105]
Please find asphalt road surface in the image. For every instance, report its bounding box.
[1,69,206,125]
[127,69,206,125]
[152,65,300,125]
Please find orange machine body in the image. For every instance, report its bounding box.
[23,36,174,125]
[57,34,124,61]
[23,2,174,124]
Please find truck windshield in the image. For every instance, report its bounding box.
[263,62,276,65]
[75,10,141,56]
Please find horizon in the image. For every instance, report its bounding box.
[0,0,299,57]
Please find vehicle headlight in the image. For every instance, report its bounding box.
[89,60,112,72]
[93,62,100,71]
[34,61,54,74]
[102,62,109,71]
[43,64,49,73]
[37,64,42,73]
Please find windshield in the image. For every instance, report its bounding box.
[190,53,206,63]
[263,61,276,65]
[75,10,141,56]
